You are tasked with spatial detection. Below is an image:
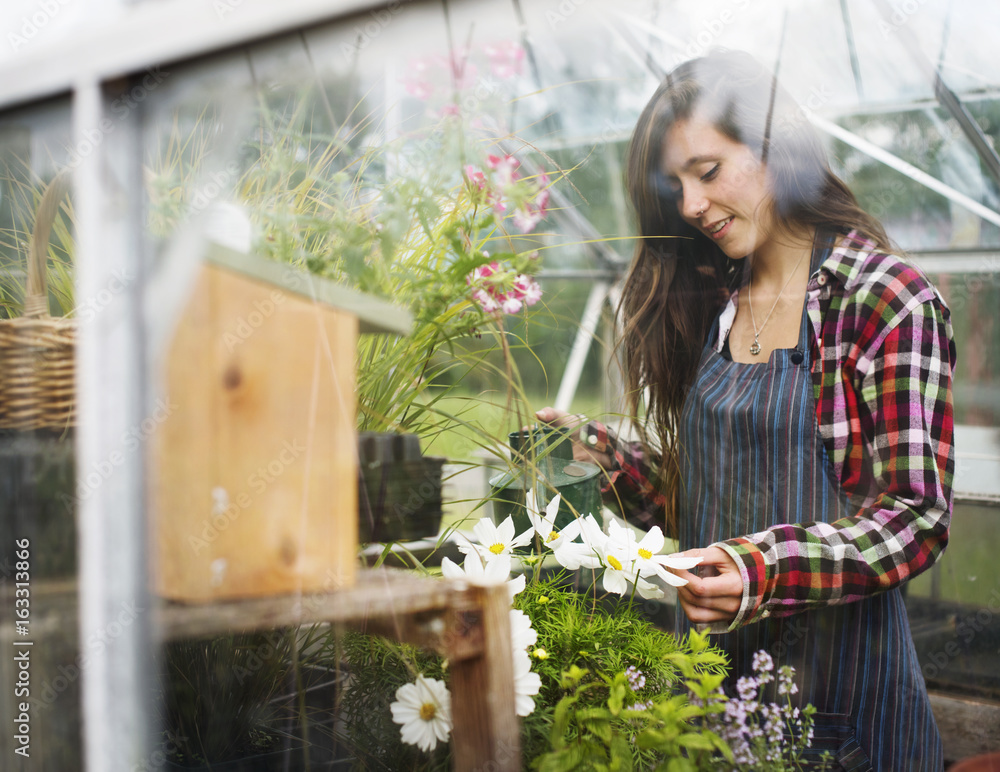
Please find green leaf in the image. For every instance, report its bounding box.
[608,681,626,715]
[536,744,586,772]
[609,734,633,771]
[581,716,612,744]
[676,732,718,751]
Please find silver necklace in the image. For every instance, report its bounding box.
[746,250,808,356]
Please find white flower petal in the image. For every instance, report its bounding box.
[440,556,465,580]
[657,553,703,571]
[513,651,541,717]
[510,608,538,651]
[495,516,516,545]
[390,676,452,753]
[636,526,665,555]
[602,568,628,596]
[635,576,665,599]
[507,573,526,600]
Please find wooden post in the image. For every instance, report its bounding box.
[447,583,520,772]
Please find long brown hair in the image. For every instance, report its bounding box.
[618,50,892,536]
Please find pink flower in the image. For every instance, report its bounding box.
[512,175,550,233]
[472,288,500,313]
[487,154,520,186]
[513,275,542,306]
[465,165,487,191]
[501,295,523,314]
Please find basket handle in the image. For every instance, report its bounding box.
[24,169,71,319]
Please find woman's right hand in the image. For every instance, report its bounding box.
[534,406,614,470]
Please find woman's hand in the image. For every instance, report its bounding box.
[534,406,614,469]
[666,546,744,626]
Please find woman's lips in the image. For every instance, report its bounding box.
[706,216,734,240]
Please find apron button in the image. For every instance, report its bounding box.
[790,350,804,365]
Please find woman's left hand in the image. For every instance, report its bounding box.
[667,546,744,626]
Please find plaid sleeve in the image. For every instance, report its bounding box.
[582,421,667,532]
[718,266,956,629]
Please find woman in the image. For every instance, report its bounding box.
[538,50,955,771]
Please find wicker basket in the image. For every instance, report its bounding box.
[0,172,75,432]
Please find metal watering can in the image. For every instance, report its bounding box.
[488,426,602,549]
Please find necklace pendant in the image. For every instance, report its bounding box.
[750,339,761,356]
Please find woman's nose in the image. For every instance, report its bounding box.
[678,185,707,221]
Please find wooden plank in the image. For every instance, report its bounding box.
[153,264,358,601]
[448,584,520,772]
[156,569,464,640]
[930,691,1000,763]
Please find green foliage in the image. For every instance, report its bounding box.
[532,664,732,772]
[338,631,451,772]
[337,572,731,771]
[0,164,75,319]
[157,631,299,765]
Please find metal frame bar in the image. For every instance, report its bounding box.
[808,111,1000,228]
[73,75,153,770]
[0,0,398,110]
[872,0,1000,188]
[554,280,610,412]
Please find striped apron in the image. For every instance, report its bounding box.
[676,290,943,771]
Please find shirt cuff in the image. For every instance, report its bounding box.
[714,538,774,631]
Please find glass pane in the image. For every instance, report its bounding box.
[130,0,1000,768]
[0,96,79,767]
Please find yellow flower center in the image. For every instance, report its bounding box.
[420,702,437,721]
[489,543,506,555]
[638,548,652,560]
[546,529,559,542]
[607,555,623,571]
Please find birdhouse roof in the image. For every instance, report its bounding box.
[206,244,412,336]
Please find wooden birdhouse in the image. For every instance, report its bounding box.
[152,244,412,602]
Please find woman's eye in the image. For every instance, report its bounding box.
[700,164,720,182]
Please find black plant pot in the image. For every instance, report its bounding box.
[357,432,445,543]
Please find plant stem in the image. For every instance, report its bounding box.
[398,329,440,430]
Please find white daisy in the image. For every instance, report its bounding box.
[512,650,542,717]
[630,526,702,587]
[440,552,525,600]
[598,520,664,600]
[458,515,532,565]
[578,513,609,553]
[525,491,601,570]
[441,552,510,583]
[594,536,635,597]
[390,676,452,752]
[525,489,561,543]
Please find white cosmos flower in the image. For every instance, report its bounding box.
[525,489,561,543]
[578,513,609,553]
[513,650,542,717]
[440,552,525,601]
[458,515,532,565]
[596,519,664,599]
[510,608,537,653]
[550,519,602,571]
[630,526,703,587]
[594,536,635,596]
[525,491,601,570]
[390,676,452,752]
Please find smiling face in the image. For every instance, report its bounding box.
[661,112,777,260]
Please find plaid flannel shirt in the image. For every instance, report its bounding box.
[585,231,956,628]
